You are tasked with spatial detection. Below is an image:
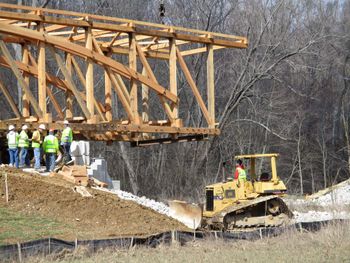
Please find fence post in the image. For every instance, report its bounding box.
[75,238,78,251]
[129,237,134,249]
[48,237,51,254]
[193,219,196,241]
[17,242,22,263]
[299,222,303,233]
[5,173,8,203]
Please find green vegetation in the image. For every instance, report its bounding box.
[0,207,68,245]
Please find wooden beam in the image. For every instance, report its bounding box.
[0,24,178,103]
[107,70,134,121]
[105,46,170,60]
[176,47,211,125]
[107,32,122,47]
[105,52,112,121]
[48,44,91,119]
[90,37,133,120]
[21,43,30,117]
[129,32,139,123]
[135,42,175,122]
[38,23,47,116]
[169,38,178,119]
[0,3,247,45]
[70,56,106,121]
[72,29,109,41]
[182,45,225,57]
[0,40,43,117]
[207,43,215,128]
[65,52,73,119]
[25,49,64,119]
[46,86,64,119]
[106,34,150,47]
[0,55,69,92]
[141,67,149,123]
[85,27,95,119]
[0,78,21,118]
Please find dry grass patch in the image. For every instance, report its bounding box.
[26,221,350,263]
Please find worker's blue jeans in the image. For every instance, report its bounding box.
[45,153,56,172]
[19,147,30,167]
[8,148,19,168]
[33,148,41,169]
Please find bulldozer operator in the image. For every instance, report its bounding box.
[234,159,247,183]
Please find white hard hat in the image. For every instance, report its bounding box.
[22,125,28,130]
[39,124,46,130]
[8,125,15,131]
[64,120,69,125]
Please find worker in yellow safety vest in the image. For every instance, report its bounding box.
[43,129,59,172]
[18,125,30,168]
[61,120,73,163]
[6,125,19,168]
[32,124,46,171]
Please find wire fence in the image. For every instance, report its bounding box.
[0,219,347,262]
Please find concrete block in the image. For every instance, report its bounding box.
[70,141,80,156]
[72,156,84,165]
[112,180,120,190]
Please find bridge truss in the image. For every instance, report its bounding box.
[0,3,247,145]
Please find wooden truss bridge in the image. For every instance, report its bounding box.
[0,3,247,145]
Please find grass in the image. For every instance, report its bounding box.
[0,207,69,245]
[26,221,350,263]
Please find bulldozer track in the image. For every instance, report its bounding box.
[203,196,293,231]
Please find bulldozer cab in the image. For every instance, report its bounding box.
[234,153,279,183]
[233,153,287,194]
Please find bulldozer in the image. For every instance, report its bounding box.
[169,153,293,231]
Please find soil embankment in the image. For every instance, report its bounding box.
[0,167,186,241]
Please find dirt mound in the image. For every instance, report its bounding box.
[0,167,187,241]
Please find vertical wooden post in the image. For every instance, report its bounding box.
[104,52,112,121]
[129,31,138,123]
[85,26,94,121]
[141,67,149,123]
[65,53,73,119]
[21,44,30,117]
[207,43,215,128]
[38,23,47,117]
[169,38,178,123]
[4,173,8,203]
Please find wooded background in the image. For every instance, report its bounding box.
[2,0,350,201]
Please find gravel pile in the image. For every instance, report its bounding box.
[289,179,350,223]
[93,187,171,217]
[312,183,350,206]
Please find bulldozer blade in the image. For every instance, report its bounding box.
[168,200,202,229]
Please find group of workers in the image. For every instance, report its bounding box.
[6,120,73,172]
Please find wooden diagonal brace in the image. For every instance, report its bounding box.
[27,51,64,119]
[135,42,175,122]
[70,56,107,121]
[176,47,211,125]
[48,44,91,119]
[91,37,134,120]
[0,78,21,118]
[0,39,43,118]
